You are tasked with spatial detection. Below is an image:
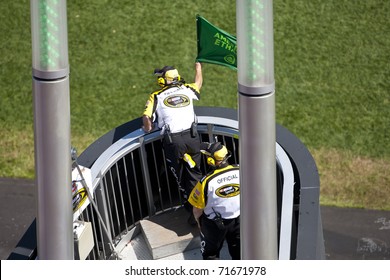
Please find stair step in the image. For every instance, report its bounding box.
[140,207,200,259]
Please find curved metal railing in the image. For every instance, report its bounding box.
[74,107,299,260]
[8,107,324,260]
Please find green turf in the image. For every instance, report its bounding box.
[1,1,389,209]
[274,1,390,158]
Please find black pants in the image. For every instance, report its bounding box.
[199,215,240,260]
[163,130,202,201]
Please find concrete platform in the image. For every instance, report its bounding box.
[139,207,200,259]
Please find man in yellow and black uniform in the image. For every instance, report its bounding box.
[142,62,203,221]
[188,142,240,260]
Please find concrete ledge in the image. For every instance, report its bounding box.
[140,207,200,259]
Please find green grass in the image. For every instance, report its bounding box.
[0,0,389,210]
[274,1,390,158]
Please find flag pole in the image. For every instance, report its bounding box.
[237,0,278,259]
[31,0,73,259]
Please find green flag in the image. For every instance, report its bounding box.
[196,15,237,70]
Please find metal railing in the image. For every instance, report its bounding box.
[75,108,245,259]
[8,107,324,260]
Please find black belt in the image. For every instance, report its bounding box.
[203,214,240,223]
[170,128,191,137]
[222,216,239,223]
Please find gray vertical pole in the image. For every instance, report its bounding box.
[30,0,73,259]
[237,0,277,259]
